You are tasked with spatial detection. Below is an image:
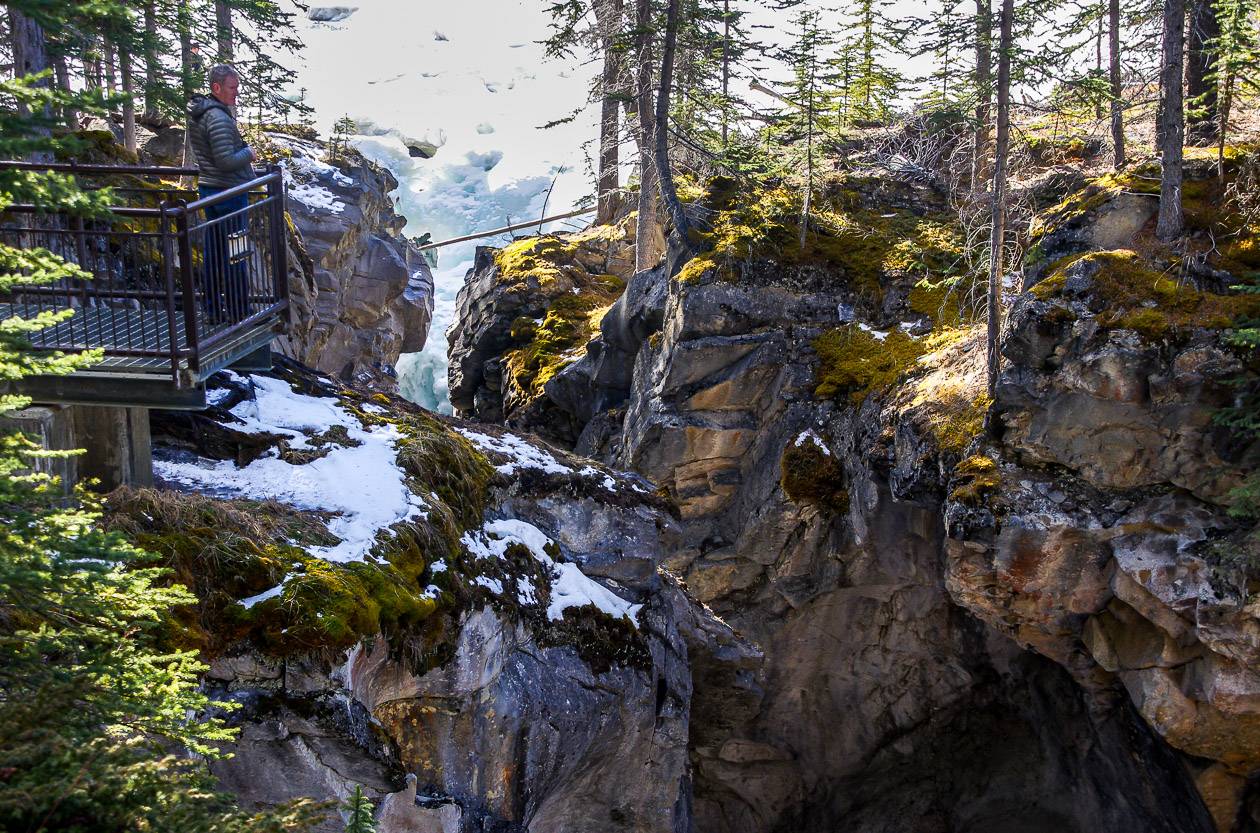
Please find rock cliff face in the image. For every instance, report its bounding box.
[130,359,755,833]
[273,133,433,387]
[444,161,1260,831]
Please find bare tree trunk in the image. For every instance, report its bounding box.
[143,1,160,122]
[120,47,137,155]
[216,0,235,61]
[595,0,623,226]
[1095,0,1105,119]
[9,7,51,157]
[52,55,77,127]
[721,0,731,148]
[1109,0,1125,167]
[972,0,993,191]
[633,0,662,271]
[1185,0,1219,145]
[104,39,117,95]
[178,0,196,167]
[1156,0,1185,241]
[654,0,691,250]
[987,0,1014,399]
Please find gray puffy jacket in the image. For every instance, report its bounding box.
[187,94,254,189]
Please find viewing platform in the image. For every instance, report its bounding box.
[0,161,290,409]
[0,161,291,489]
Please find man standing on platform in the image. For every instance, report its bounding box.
[187,64,256,324]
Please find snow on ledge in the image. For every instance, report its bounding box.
[155,374,425,564]
[455,428,571,475]
[461,518,642,626]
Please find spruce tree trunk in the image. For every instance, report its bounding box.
[178,0,196,168]
[721,0,731,148]
[8,7,52,157]
[1156,0,1185,241]
[143,1,160,123]
[595,0,623,226]
[654,0,691,251]
[1109,0,1125,167]
[120,48,138,155]
[987,0,1014,400]
[634,0,662,271]
[216,0,234,61]
[1185,0,1220,144]
[972,0,993,191]
[104,39,117,95]
[53,55,75,127]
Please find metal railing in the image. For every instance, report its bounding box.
[0,161,289,385]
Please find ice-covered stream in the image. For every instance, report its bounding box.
[294,1,599,413]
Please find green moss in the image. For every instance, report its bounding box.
[813,324,928,404]
[391,409,494,533]
[779,436,848,513]
[928,390,992,455]
[1033,249,1260,337]
[949,455,1001,506]
[909,279,969,326]
[675,184,965,298]
[494,235,580,286]
[502,273,624,401]
[102,488,443,660]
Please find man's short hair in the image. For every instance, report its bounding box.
[208,64,238,89]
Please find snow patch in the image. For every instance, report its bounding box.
[794,430,830,455]
[455,428,571,475]
[461,518,641,625]
[156,374,425,563]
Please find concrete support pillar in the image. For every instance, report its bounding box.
[0,406,77,493]
[0,404,152,493]
[71,406,153,491]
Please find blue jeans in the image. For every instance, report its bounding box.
[199,186,250,323]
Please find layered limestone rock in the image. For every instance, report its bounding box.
[444,163,1259,830]
[124,359,753,833]
[447,219,640,443]
[273,133,433,387]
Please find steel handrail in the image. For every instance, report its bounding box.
[183,170,280,212]
[0,160,199,177]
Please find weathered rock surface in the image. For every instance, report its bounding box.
[447,218,642,443]
[441,164,1259,830]
[144,363,754,833]
[274,133,433,387]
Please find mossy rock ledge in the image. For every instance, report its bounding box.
[105,357,753,832]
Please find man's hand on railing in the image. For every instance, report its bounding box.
[247,147,257,163]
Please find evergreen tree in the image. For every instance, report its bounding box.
[843,0,906,124]
[1208,0,1260,171]
[0,3,319,830]
[773,9,836,246]
[342,786,376,833]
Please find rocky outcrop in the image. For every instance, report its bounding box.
[134,360,754,832]
[447,218,641,443]
[274,133,433,387]
[443,164,1260,830]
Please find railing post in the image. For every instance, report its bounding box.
[266,164,290,325]
[173,201,201,377]
[159,202,182,385]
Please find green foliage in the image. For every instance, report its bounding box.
[812,324,927,404]
[342,785,376,833]
[0,6,319,827]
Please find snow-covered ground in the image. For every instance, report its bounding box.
[156,372,642,624]
[155,374,426,563]
[293,1,600,414]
